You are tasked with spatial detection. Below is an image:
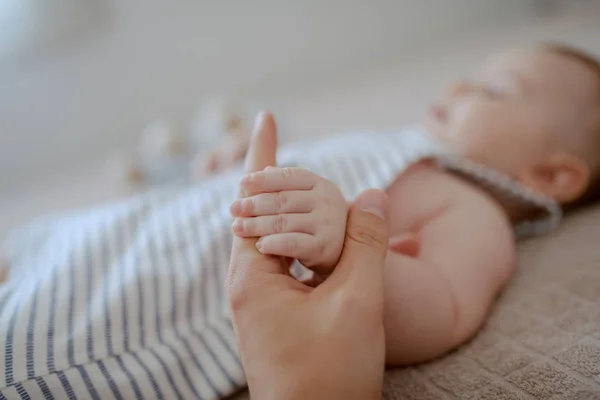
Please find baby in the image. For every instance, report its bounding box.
[222,43,600,364]
[1,43,599,399]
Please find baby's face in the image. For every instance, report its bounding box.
[424,47,600,202]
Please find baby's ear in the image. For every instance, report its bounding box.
[519,153,590,203]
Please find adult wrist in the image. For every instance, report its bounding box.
[248,363,382,400]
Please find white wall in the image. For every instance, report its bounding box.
[0,0,535,194]
[281,9,600,141]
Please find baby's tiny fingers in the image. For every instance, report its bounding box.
[232,214,315,237]
[230,191,315,217]
[240,167,317,193]
[255,233,320,260]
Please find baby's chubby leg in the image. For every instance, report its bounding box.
[230,166,348,274]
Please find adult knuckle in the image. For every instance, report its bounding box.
[226,285,245,312]
[225,267,247,311]
[226,254,266,312]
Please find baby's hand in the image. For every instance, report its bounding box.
[230,166,347,271]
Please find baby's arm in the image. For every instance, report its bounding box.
[230,166,347,272]
[383,179,515,365]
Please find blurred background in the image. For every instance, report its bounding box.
[0,0,599,236]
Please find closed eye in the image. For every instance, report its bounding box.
[483,84,506,98]
[482,72,526,99]
[482,80,517,99]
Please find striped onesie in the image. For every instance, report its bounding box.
[0,128,560,399]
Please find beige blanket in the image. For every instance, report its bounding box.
[231,205,600,399]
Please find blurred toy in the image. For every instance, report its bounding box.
[189,101,250,181]
[108,119,187,188]
[110,100,250,189]
[189,99,246,150]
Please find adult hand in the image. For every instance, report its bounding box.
[227,112,390,400]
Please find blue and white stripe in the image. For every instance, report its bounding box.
[0,128,559,398]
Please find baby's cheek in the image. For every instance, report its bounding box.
[449,107,507,162]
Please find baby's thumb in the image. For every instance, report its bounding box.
[329,189,390,293]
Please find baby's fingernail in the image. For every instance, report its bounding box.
[255,238,264,252]
[232,219,243,233]
[230,200,242,215]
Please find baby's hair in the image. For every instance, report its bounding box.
[542,42,600,210]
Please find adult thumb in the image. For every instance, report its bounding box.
[326,189,390,293]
